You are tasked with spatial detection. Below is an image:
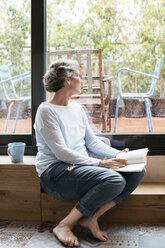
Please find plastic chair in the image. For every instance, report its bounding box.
[114,58,163,133]
[0,65,31,133]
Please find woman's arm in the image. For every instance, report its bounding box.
[85,121,121,158]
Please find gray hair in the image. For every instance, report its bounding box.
[43,59,79,92]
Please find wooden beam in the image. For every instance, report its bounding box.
[0,159,41,221]
[41,183,165,224]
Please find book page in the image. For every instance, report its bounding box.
[115,163,146,172]
[116,148,149,165]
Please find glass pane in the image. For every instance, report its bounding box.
[0,0,31,134]
[47,0,165,134]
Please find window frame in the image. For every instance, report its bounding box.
[98,133,165,155]
[0,0,165,156]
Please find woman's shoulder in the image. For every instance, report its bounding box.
[36,102,57,119]
[37,101,84,115]
[70,101,87,114]
[37,101,50,112]
[69,101,82,108]
[35,102,60,126]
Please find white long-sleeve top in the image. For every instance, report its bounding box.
[34,101,120,176]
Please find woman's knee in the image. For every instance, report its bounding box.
[140,168,146,181]
[142,168,147,176]
[106,172,126,193]
[136,168,146,181]
[117,174,126,192]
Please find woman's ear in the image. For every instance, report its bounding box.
[65,77,71,86]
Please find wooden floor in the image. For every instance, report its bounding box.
[0,116,165,134]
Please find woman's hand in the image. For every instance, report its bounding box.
[119,148,129,153]
[99,158,128,170]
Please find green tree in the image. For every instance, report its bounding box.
[134,0,165,96]
[0,2,30,76]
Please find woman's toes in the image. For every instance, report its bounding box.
[74,239,80,247]
[100,235,107,241]
[68,241,73,247]
[67,238,74,247]
[67,238,79,247]
[53,224,79,247]
[96,231,107,241]
[75,239,80,247]
[71,239,79,247]
[102,231,108,240]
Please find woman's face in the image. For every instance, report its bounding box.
[69,70,83,94]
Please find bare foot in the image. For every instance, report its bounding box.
[79,217,108,242]
[53,222,80,247]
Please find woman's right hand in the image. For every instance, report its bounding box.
[99,158,128,170]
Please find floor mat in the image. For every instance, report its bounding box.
[0,221,165,248]
[139,235,165,248]
[79,235,138,248]
[0,231,34,248]
[25,231,138,248]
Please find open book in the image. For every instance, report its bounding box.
[115,148,149,172]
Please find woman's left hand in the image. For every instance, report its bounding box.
[120,148,129,153]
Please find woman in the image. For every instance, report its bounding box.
[34,59,146,247]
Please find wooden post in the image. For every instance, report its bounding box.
[67,54,72,59]
[77,52,81,66]
[105,78,112,132]
[87,51,92,93]
[98,49,106,132]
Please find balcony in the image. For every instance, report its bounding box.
[1,113,165,134]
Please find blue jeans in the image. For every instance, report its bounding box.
[40,162,146,217]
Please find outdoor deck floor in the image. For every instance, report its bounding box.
[0,117,165,134]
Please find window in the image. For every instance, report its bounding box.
[0,0,46,154]
[0,0,165,155]
[0,0,31,135]
[46,0,165,134]
[46,0,165,154]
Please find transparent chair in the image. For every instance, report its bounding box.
[0,65,31,133]
[114,58,163,133]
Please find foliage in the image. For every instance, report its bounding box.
[47,0,164,97]
[0,1,31,96]
[132,0,165,97]
[0,1,30,76]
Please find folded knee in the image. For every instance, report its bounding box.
[116,175,126,192]
[106,173,126,193]
[136,168,146,180]
[142,168,147,176]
